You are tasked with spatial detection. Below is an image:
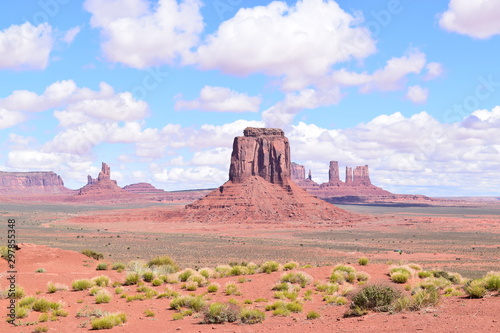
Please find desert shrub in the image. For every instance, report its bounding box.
[72,279,93,291]
[142,270,155,283]
[412,289,440,309]
[244,299,253,304]
[306,311,320,319]
[272,282,291,291]
[89,287,101,296]
[81,249,104,260]
[187,274,207,287]
[351,285,400,312]
[225,282,240,295]
[47,282,67,293]
[53,309,68,317]
[260,261,280,274]
[172,313,184,320]
[170,295,206,312]
[7,286,26,299]
[265,300,285,311]
[393,296,413,312]
[324,295,348,305]
[419,277,452,291]
[151,278,163,286]
[358,257,369,266]
[147,255,180,273]
[112,262,126,271]
[286,301,303,312]
[35,268,46,273]
[91,312,127,330]
[207,283,219,293]
[123,273,140,286]
[18,296,36,308]
[92,275,110,287]
[15,305,29,318]
[333,264,356,274]
[316,282,339,294]
[418,271,433,278]
[230,265,248,276]
[273,290,298,301]
[32,326,48,333]
[391,271,410,284]
[215,265,232,277]
[144,309,155,317]
[240,308,265,324]
[32,299,52,312]
[198,268,214,279]
[464,279,487,298]
[246,262,259,274]
[181,309,193,316]
[115,287,124,294]
[330,265,357,284]
[185,281,198,291]
[484,271,500,291]
[280,271,312,287]
[178,269,195,282]
[255,297,268,302]
[95,290,112,304]
[408,264,422,271]
[356,271,371,282]
[202,302,240,324]
[283,261,299,271]
[96,263,108,271]
[163,274,179,284]
[126,294,146,302]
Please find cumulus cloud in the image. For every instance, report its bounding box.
[439,0,500,39]
[0,22,54,70]
[0,109,26,129]
[175,86,261,112]
[424,62,444,81]
[84,0,204,68]
[406,85,428,104]
[152,165,227,189]
[193,0,376,91]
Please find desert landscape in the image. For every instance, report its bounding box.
[1,127,499,332]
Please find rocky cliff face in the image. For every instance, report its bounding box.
[328,161,342,185]
[352,165,371,186]
[0,171,70,194]
[291,162,305,181]
[186,127,351,222]
[229,128,290,185]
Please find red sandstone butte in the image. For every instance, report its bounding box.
[185,127,352,222]
[123,182,166,194]
[78,162,128,196]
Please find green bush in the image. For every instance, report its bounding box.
[225,282,240,295]
[47,282,68,293]
[240,308,265,324]
[464,279,487,298]
[418,271,433,278]
[35,268,46,273]
[33,326,49,333]
[170,295,206,312]
[152,278,163,286]
[358,257,369,266]
[72,279,94,291]
[260,261,280,274]
[484,272,500,291]
[96,263,108,271]
[95,290,112,304]
[207,283,219,293]
[142,270,155,282]
[32,299,52,312]
[286,302,303,312]
[391,271,410,284]
[283,261,299,271]
[112,262,126,271]
[18,296,36,308]
[178,269,194,282]
[81,249,104,260]
[144,309,155,317]
[93,275,110,287]
[91,312,126,330]
[14,305,29,318]
[306,311,320,319]
[123,273,140,286]
[53,309,69,317]
[280,271,312,287]
[351,285,400,312]
[324,295,348,305]
[202,302,239,324]
[147,255,180,273]
[172,313,184,320]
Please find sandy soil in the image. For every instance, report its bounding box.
[1,243,499,333]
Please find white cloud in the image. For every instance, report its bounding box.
[152,165,227,189]
[262,87,342,128]
[175,86,261,112]
[0,22,54,70]
[0,109,26,129]
[193,0,376,91]
[424,62,444,80]
[406,85,428,104]
[63,26,81,44]
[190,147,231,166]
[84,0,204,68]
[439,0,500,39]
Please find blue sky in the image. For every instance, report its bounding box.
[0,0,499,196]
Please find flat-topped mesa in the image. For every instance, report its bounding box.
[0,171,70,194]
[229,127,291,185]
[353,165,371,186]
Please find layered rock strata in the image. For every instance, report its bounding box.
[186,128,351,222]
[78,163,127,196]
[0,171,71,194]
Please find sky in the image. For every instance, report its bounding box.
[0,0,499,196]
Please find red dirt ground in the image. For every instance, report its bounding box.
[1,243,499,333]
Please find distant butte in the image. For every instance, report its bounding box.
[0,170,71,194]
[78,162,128,196]
[185,127,353,222]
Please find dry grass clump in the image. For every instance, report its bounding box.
[91,312,127,330]
[347,284,400,316]
[389,266,414,284]
[202,302,240,324]
[280,271,312,287]
[95,290,112,304]
[92,275,111,287]
[147,255,180,273]
[260,261,280,274]
[240,308,265,324]
[225,282,241,295]
[81,249,103,260]
[47,282,68,293]
[283,261,299,271]
[207,283,220,293]
[330,264,357,284]
[358,257,369,266]
[170,295,206,312]
[72,279,94,291]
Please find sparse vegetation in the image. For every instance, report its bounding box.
[35,268,46,273]
[91,312,127,330]
[350,285,400,313]
[33,326,49,333]
[170,295,206,312]
[306,311,320,319]
[93,275,110,287]
[240,308,265,324]
[260,261,280,274]
[358,257,369,265]
[144,309,155,317]
[96,263,108,270]
[147,255,180,273]
[202,302,239,324]
[72,279,94,291]
[207,283,219,293]
[81,249,104,260]
[280,271,312,287]
[225,282,240,295]
[95,290,112,304]
[123,273,140,286]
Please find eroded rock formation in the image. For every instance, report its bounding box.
[291,162,305,181]
[123,183,166,194]
[0,171,70,194]
[78,163,126,196]
[186,128,352,222]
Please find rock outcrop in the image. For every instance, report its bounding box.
[291,162,305,181]
[185,128,352,222]
[78,163,127,196]
[0,171,71,194]
[292,161,393,200]
[122,183,166,194]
